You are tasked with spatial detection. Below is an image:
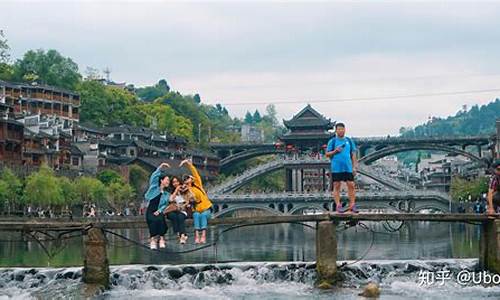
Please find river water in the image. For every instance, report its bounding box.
[0,221,498,299]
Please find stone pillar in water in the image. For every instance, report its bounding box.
[316,220,337,288]
[82,227,110,288]
[480,219,500,274]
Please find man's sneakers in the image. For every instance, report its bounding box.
[336,203,359,214]
[346,204,359,214]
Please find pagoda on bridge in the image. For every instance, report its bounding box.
[280,104,335,151]
[279,104,335,193]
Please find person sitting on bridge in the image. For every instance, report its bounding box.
[487,160,500,215]
[167,176,193,245]
[326,122,358,213]
[144,162,171,249]
[180,159,213,244]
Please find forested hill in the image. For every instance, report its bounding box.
[399,98,500,138]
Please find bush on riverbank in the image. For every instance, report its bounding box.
[0,165,136,216]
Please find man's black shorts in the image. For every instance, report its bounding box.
[331,172,354,182]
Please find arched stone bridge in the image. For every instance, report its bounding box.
[211,158,417,194]
[211,135,493,170]
[359,143,486,165]
[219,146,284,170]
[208,191,452,217]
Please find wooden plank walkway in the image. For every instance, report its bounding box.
[0,213,497,231]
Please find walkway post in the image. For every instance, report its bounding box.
[316,220,338,288]
[480,219,500,274]
[82,226,110,288]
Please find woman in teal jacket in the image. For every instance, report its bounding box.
[144,162,171,249]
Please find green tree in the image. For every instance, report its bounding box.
[74,177,107,206]
[59,177,78,206]
[193,93,201,104]
[0,30,10,64]
[106,181,135,213]
[136,79,171,102]
[0,180,10,214]
[13,49,82,89]
[0,168,22,214]
[0,30,13,81]
[401,98,500,138]
[0,62,13,81]
[77,80,109,126]
[264,104,278,126]
[105,86,140,124]
[129,164,149,198]
[203,103,241,143]
[451,176,489,202]
[137,102,194,141]
[24,165,63,210]
[97,169,124,186]
[253,110,262,123]
[78,80,140,126]
[244,111,254,124]
[158,92,210,144]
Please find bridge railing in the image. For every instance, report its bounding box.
[353,135,492,143]
[212,136,492,150]
[209,190,451,200]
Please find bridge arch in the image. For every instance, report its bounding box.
[412,204,449,213]
[220,148,283,170]
[288,204,328,215]
[359,144,487,165]
[213,159,418,194]
[354,198,449,212]
[212,205,283,218]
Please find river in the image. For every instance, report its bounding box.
[0,221,498,299]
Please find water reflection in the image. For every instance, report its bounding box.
[0,222,481,267]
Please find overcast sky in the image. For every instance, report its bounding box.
[2,1,500,136]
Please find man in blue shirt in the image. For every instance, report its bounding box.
[326,123,358,213]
